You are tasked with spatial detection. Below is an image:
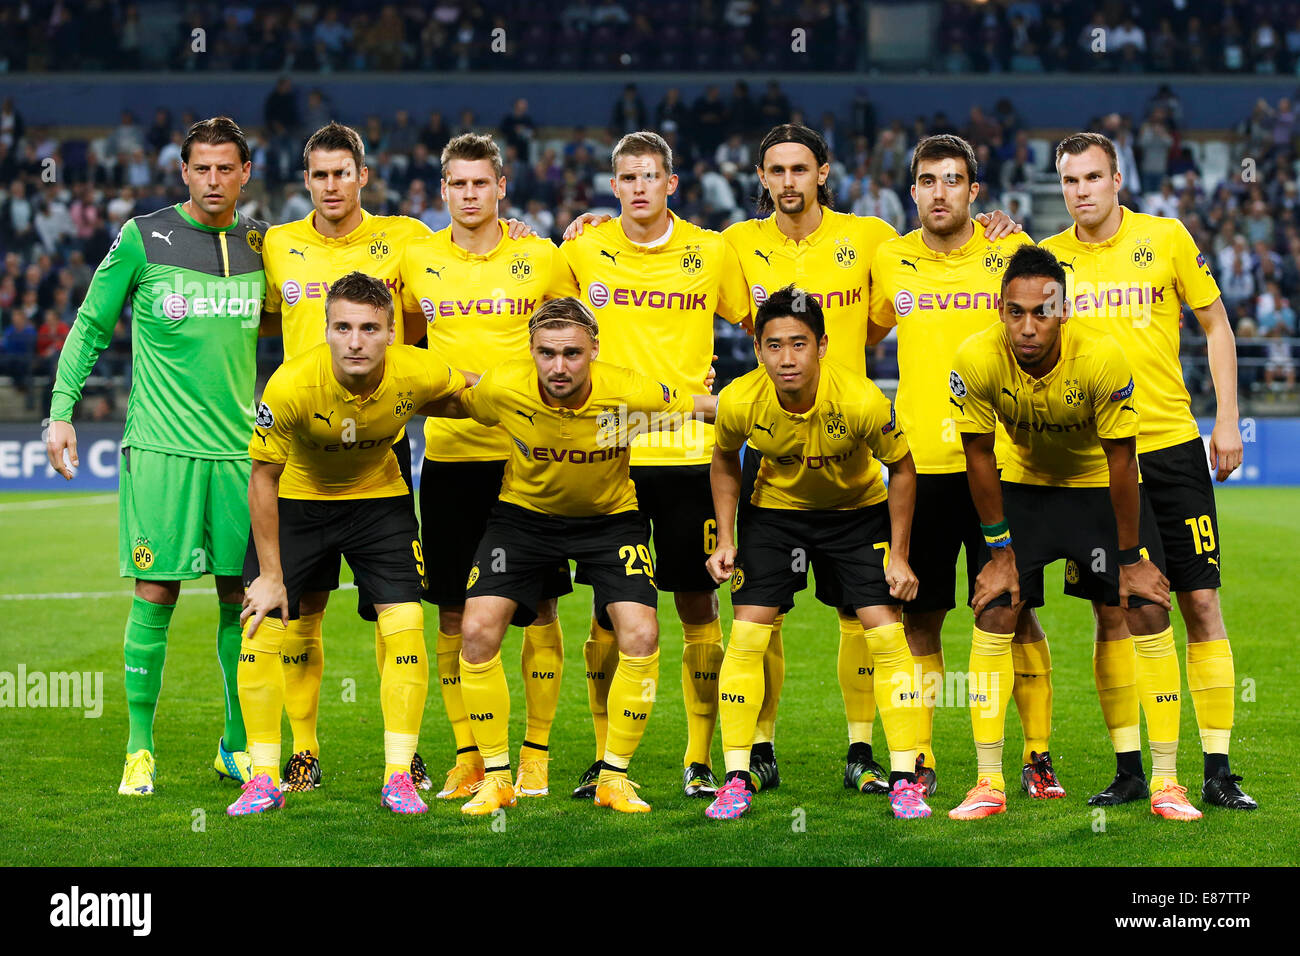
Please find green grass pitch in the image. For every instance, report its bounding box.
[1,488,1296,866]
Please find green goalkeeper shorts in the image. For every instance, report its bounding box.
[118,446,251,580]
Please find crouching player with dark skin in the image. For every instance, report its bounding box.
[232,272,472,816]
[704,285,931,821]
[449,297,719,816]
[947,245,1199,822]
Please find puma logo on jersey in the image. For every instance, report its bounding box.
[754,249,772,265]
[313,411,335,426]
[1120,404,1135,413]
[1060,257,1076,272]
[425,266,443,278]
[900,257,919,271]
[151,230,174,245]
[753,422,774,436]
[600,249,620,265]
[1001,387,1018,401]
[515,409,539,425]
[289,247,307,259]
[254,429,269,445]
[949,396,965,413]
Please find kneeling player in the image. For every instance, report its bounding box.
[947,245,1197,822]
[232,272,468,816]
[703,285,930,821]
[445,297,717,816]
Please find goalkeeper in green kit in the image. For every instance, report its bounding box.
[46,117,272,796]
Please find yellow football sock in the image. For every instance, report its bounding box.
[914,650,944,768]
[583,617,619,761]
[753,614,785,745]
[602,650,659,772]
[681,618,723,767]
[239,616,287,781]
[521,619,564,749]
[1093,637,1141,754]
[281,611,323,758]
[458,650,511,771]
[719,620,773,774]
[969,626,1014,792]
[837,611,876,746]
[1012,636,1053,764]
[375,621,385,675]
[864,621,919,774]
[1134,627,1181,790]
[1187,639,1234,756]
[378,604,427,782]
[436,630,477,757]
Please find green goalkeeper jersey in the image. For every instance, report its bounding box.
[51,203,269,459]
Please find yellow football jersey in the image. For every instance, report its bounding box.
[1041,207,1220,454]
[870,220,1034,474]
[556,211,748,466]
[461,358,696,517]
[714,359,908,511]
[263,210,433,361]
[399,223,569,462]
[723,208,898,375]
[950,321,1139,488]
[250,343,465,500]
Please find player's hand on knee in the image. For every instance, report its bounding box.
[503,218,536,239]
[45,420,78,480]
[886,557,919,604]
[562,211,612,241]
[705,546,736,585]
[1120,559,1171,611]
[241,576,288,634]
[972,551,1017,617]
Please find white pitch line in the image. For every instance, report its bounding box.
[1,583,358,601]
[0,494,118,511]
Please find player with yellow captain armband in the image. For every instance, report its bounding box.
[946,245,1198,823]
[703,284,929,821]
[868,134,1056,801]
[231,272,470,817]
[399,133,574,802]
[442,298,718,817]
[1044,132,1255,812]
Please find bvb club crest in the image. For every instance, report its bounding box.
[597,409,622,443]
[983,245,1006,275]
[1064,383,1085,407]
[1065,559,1080,584]
[730,568,745,593]
[680,246,703,275]
[510,253,533,280]
[368,235,391,261]
[824,409,848,440]
[466,565,480,589]
[834,239,857,269]
[133,536,155,571]
[1132,237,1154,269]
[246,229,263,254]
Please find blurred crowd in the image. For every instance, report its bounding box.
[3,78,1300,418]
[6,2,1300,75]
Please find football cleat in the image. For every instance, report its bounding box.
[844,752,889,794]
[889,779,933,819]
[410,752,432,792]
[915,753,938,797]
[749,749,781,791]
[282,751,322,793]
[571,760,603,799]
[118,749,156,796]
[213,738,254,784]
[1201,770,1257,810]
[514,755,550,797]
[381,771,428,814]
[1021,751,1066,799]
[1151,781,1202,821]
[594,774,651,813]
[461,772,517,816]
[704,776,753,820]
[683,762,719,798]
[227,773,285,816]
[437,758,485,800]
[1087,770,1149,806]
[948,778,1007,820]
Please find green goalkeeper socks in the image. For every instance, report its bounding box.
[123,596,173,753]
[217,601,247,751]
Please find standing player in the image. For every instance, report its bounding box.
[868,134,1057,800]
[947,245,1199,823]
[704,285,931,821]
[1043,133,1255,810]
[46,117,268,794]
[555,132,749,799]
[399,133,573,801]
[232,272,468,816]
[258,121,434,793]
[445,298,718,816]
